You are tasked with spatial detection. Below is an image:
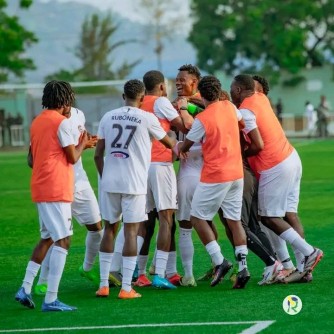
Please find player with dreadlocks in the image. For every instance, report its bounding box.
[15,80,88,312]
[179,75,250,289]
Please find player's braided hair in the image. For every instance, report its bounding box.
[42,80,75,109]
[124,79,145,100]
[178,64,201,80]
[252,75,270,95]
[143,70,165,91]
[198,75,221,101]
[234,74,255,91]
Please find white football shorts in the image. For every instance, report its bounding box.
[72,187,101,225]
[37,202,73,242]
[103,192,147,224]
[258,149,301,217]
[191,178,243,221]
[176,173,200,221]
[146,164,178,212]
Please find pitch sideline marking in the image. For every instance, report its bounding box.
[0,321,275,334]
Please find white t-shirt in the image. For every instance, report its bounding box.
[239,109,257,134]
[98,106,167,195]
[177,133,203,178]
[67,107,90,192]
[58,118,75,148]
[154,96,179,121]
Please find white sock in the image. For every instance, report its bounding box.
[179,228,194,278]
[110,226,124,273]
[291,244,305,272]
[115,225,125,253]
[44,246,68,304]
[22,261,41,294]
[280,228,313,256]
[99,251,113,288]
[235,245,248,271]
[261,224,295,269]
[83,230,103,271]
[137,236,144,255]
[122,256,137,292]
[166,251,177,278]
[138,255,149,276]
[155,250,169,277]
[110,252,122,273]
[37,245,53,285]
[205,241,224,266]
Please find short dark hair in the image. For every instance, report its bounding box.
[42,80,75,109]
[234,74,255,91]
[252,75,270,95]
[178,64,201,80]
[143,70,165,91]
[124,79,145,100]
[198,75,221,101]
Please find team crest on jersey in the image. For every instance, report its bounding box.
[111,151,129,159]
[78,125,84,133]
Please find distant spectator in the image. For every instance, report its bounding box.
[6,113,15,144]
[275,98,283,124]
[304,101,317,138]
[316,95,330,138]
[15,113,23,125]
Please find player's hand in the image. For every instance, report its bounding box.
[176,97,188,112]
[179,151,189,160]
[85,134,98,149]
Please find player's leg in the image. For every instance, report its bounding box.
[166,215,181,285]
[259,151,323,281]
[96,192,121,297]
[39,202,76,311]
[191,182,233,287]
[222,178,250,289]
[118,194,146,299]
[108,223,123,287]
[177,175,196,286]
[149,165,178,289]
[134,210,157,287]
[16,236,53,309]
[72,188,103,285]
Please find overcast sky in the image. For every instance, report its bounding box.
[43,0,190,23]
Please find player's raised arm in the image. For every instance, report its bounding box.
[63,130,88,164]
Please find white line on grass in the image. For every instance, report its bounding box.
[0,321,275,334]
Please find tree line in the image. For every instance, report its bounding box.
[1,0,333,84]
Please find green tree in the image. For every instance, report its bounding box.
[46,13,139,83]
[0,0,37,82]
[189,0,334,82]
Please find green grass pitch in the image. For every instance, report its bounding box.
[0,139,333,333]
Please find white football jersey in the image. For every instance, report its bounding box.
[98,106,167,195]
[177,133,203,178]
[68,107,90,192]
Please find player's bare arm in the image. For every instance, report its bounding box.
[179,138,194,159]
[244,127,264,157]
[159,135,176,149]
[175,97,194,130]
[94,139,105,177]
[63,130,88,164]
